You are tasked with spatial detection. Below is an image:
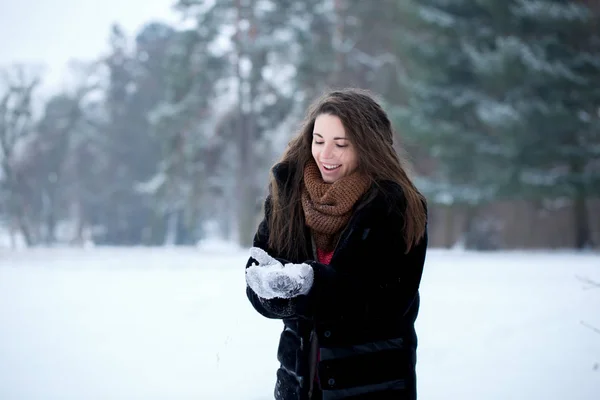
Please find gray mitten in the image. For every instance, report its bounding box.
[267,262,314,298]
[246,247,314,299]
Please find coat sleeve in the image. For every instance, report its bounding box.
[305,197,428,323]
[245,196,313,320]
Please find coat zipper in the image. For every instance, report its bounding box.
[307,190,372,397]
[329,189,373,264]
[330,219,355,264]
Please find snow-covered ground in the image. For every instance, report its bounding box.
[0,245,599,400]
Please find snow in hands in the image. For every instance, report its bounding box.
[246,247,314,299]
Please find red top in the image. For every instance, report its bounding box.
[317,248,334,265]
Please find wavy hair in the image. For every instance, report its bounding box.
[267,88,427,259]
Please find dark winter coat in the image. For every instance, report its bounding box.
[245,161,428,400]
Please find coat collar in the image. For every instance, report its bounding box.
[271,161,293,186]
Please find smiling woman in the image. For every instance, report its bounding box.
[243,88,429,400]
[311,114,358,183]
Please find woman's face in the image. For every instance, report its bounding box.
[311,114,359,183]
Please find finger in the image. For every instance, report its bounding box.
[249,247,274,265]
[245,266,260,289]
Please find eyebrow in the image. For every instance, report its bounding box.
[313,132,348,140]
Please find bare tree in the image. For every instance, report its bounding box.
[31,61,102,245]
[0,64,42,247]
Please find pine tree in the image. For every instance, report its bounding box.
[96,23,181,245]
[496,0,600,248]
[395,0,600,249]
[393,1,509,248]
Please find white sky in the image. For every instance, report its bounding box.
[0,0,181,94]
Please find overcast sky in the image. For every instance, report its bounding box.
[0,0,180,94]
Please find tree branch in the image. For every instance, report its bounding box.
[576,275,600,290]
[581,321,600,335]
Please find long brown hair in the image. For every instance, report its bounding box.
[267,88,427,259]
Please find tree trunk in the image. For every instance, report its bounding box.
[43,190,57,245]
[71,200,85,246]
[16,214,33,247]
[332,0,346,86]
[164,211,178,246]
[571,153,593,249]
[234,0,258,248]
[573,193,592,249]
[444,205,455,248]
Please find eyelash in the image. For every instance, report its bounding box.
[314,141,348,148]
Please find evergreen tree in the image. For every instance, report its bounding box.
[492,0,600,248]
[95,23,180,245]
[395,0,600,249]
[393,1,506,248]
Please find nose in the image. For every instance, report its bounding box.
[321,142,335,159]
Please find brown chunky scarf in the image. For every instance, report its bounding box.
[301,160,371,252]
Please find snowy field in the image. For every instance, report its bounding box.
[1,245,599,400]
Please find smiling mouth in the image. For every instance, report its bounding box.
[322,163,341,171]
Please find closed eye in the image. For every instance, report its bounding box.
[313,141,348,148]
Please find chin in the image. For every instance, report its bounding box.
[321,174,339,183]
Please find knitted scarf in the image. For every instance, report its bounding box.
[301,160,371,252]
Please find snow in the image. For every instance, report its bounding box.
[246,247,313,299]
[134,171,167,195]
[197,237,243,253]
[475,100,520,127]
[511,0,590,21]
[0,246,599,399]
[418,6,456,28]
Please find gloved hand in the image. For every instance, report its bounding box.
[249,246,284,269]
[246,247,314,299]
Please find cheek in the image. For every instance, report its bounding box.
[340,149,354,164]
[344,152,358,170]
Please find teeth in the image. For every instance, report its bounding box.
[323,164,341,170]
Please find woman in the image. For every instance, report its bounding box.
[245,88,428,400]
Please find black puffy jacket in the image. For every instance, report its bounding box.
[245,162,428,400]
